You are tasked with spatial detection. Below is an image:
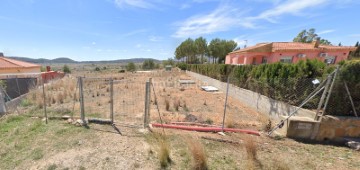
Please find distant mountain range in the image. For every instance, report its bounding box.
[7,56,161,64]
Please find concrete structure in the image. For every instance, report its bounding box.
[287,115,360,141]
[226,40,357,65]
[0,56,41,74]
[186,70,315,120]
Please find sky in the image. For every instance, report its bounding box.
[0,0,359,61]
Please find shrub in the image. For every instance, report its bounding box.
[95,67,101,71]
[62,65,71,73]
[142,59,156,70]
[126,62,136,72]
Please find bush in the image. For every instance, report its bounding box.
[126,62,136,72]
[142,59,156,70]
[62,65,71,73]
[177,62,187,70]
[95,67,101,71]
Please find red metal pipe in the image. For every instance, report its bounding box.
[151,123,260,136]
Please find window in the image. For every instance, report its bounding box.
[280,56,292,63]
[324,56,336,64]
[262,57,267,64]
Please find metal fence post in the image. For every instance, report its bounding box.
[42,78,48,124]
[144,80,150,128]
[221,77,230,132]
[79,77,85,124]
[110,78,114,123]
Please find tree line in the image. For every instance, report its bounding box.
[175,37,238,64]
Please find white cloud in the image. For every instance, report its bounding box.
[173,5,254,38]
[251,0,329,22]
[135,44,142,48]
[92,42,96,45]
[318,29,335,35]
[122,29,147,37]
[148,35,163,42]
[114,0,154,9]
[349,34,360,37]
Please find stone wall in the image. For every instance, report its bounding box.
[186,71,316,120]
[316,115,360,141]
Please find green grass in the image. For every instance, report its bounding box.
[0,110,92,169]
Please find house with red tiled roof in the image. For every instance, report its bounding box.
[225,40,357,65]
[0,56,41,74]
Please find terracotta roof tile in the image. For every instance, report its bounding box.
[231,42,357,53]
[0,57,41,69]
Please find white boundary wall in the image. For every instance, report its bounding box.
[186,71,315,120]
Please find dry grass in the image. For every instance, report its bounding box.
[152,133,171,168]
[57,92,64,104]
[226,119,236,128]
[186,137,208,170]
[165,98,170,111]
[244,136,257,160]
[173,99,180,111]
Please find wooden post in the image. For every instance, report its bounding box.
[42,78,48,124]
[110,78,114,123]
[79,77,85,124]
[144,80,150,128]
[315,75,331,120]
[344,82,358,117]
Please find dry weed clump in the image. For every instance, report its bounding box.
[36,96,43,109]
[186,137,208,170]
[226,119,236,128]
[165,98,170,111]
[57,92,64,104]
[173,98,180,111]
[153,133,171,168]
[244,136,257,160]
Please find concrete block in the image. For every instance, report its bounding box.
[286,118,319,140]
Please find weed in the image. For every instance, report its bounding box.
[244,136,257,160]
[31,148,44,160]
[165,98,170,111]
[204,118,213,125]
[173,99,180,111]
[152,133,171,168]
[47,164,57,170]
[203,100,207,106]
[186,137,208,170]
[36,97,44,109]
[20,99,32,107]
[57,92,64,104]
[183,101,189,112]
[226,119,236,128]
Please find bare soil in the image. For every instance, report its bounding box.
[1,66,359,170]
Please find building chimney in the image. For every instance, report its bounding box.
[312,38,320,48]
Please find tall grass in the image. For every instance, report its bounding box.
[186,137,208,170]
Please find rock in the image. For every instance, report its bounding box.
[74,119,84,126]
[346,141,360,151]
[67,118,73,124]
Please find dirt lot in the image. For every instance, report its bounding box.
[1,66,359,170]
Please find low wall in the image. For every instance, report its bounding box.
[316,115,360,141]
[186,71,315,120]
[287,115,360,141]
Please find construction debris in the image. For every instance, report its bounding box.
[201,86,218,92]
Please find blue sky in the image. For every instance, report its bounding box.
[0,0,359,61]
